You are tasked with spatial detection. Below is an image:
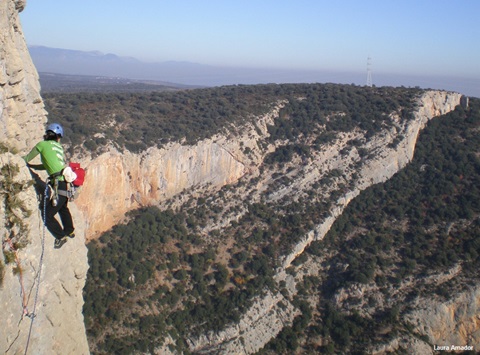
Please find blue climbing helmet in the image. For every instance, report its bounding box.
[46,123,64,138]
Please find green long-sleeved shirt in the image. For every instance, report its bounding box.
[23,140,66,177]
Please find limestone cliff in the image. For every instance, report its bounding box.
[76,91,461,245]
[1,155,89,354]
[1,2,477,354]
[1,2,89,354]
[0,0,45,151]
[405,284,480,351]
[75,86,474,353]
[185,91,467,354]
[75,103,281,239]
[279,90,462,269]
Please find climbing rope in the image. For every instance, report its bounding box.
[24,181,49,355]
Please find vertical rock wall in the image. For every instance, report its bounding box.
[0,0,45,152]
[405,285,480,350]
[1,1,90,354]
[75,106,280,240]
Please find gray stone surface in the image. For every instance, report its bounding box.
[1,1,89,354]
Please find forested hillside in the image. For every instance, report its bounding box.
[79,92,478,354]
[281,98,480,353]
[41,84,478,353]
[43,83,418,156]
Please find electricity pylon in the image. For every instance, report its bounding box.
[366,56,373,87]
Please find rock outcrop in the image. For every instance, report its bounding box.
[1,2,477,354]
[279,90,462,269]
[0,0,45,152]
[1,2,89,354]
[405,284,480,351]
[188,290,299,354]
[1,155,89,354]
[72,84,470,354]
[185,90,466,354]
[368,284,480,354]
[75,103,281,239]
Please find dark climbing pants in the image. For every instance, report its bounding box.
[44,181,74,239]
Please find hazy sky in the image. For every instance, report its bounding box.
[20,1,480,83]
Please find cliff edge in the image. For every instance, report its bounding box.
[1,1,89,354]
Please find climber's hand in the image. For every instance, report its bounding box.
[26,163,43,170]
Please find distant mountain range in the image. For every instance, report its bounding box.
[29,45,480,97]
[29,45,366,87]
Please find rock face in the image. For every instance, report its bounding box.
[0,0,45,152]
[0,156,89,355]
[0,2,89,354]
[73,86,472,354]
[405,285,480,350]
[185,91,467,354]
[75,104,280,239]
[279,90,462,270]
[1,2,477,353]
[76,92,462,243]
[188,290,299,354]
[368,284,480,354]
[77,142,246,238]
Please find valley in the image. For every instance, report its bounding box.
[41,85,479,353]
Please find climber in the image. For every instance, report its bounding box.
[23,123,75,249]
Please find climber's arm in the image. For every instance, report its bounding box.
[23,146,45,170]
[26,163,45,170]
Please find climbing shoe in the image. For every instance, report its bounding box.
[66,232,75,239]
[54,237,67,249]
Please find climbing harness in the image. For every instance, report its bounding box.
[48,171,62,206]
[48,165,82,204]
[24,181,49,355]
